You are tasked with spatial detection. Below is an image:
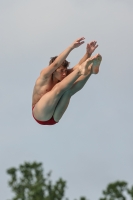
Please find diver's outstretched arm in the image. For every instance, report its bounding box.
[41,37,85,78]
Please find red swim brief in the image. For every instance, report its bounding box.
[32,107,58,125]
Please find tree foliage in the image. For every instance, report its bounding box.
[99,181,133,200]
[7,161,133,200]
[7,162,67,200]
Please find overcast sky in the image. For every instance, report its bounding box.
[0,0,133,199]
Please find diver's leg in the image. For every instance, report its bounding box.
[53,54,102,122]
[53,73,91,122]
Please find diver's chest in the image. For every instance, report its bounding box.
[40,80,56,94]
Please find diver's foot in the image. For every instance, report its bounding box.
[91,54,102,74]
[79,57,94,76]
[79,54,102,76]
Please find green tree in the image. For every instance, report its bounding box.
[7,162,88,200]
[99,181,133,200]
[7,162,67,200]
[7,161,133,200]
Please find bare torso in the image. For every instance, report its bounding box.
[32,74,56,108]
[32,67,73,108]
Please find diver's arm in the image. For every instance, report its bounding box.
[40,37,85,78]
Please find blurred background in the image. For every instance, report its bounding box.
[0,0,133,199]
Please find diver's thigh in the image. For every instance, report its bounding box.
[53,91,71,122]
[33,87,63,121]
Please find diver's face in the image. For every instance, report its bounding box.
[54,66,68,81]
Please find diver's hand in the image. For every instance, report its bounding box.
[86,41,98,55]
[70,37,85,49]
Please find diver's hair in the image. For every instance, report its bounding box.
[49,56,70,68]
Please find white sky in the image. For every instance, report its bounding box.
[0,0,133,199]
